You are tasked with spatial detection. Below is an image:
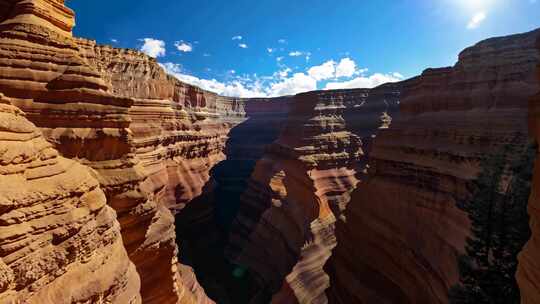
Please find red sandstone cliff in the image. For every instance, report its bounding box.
[326,29,540,304]
[0,0,241,302]
[0,92,141,303]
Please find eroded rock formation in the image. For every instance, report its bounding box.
[0,0,240,302]
[326,28,540,304]
[172,97,291,303]
[0,93,140,303]
[226,88,396,303]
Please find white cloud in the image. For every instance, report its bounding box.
[232,35,243,40]
[110,39,118,43]
[274,67,292,78]
[160,62,315,97]
[335,58,357,78]
[139,38,166,58]
[289,51,303,56]
[277,57,284,62]
[160,57,402,98]
[307,58,360,80]
[467,12,486,29]
[308,60,336,81]
[267,48,275,53]
[238,43,248,49]
[269,73,317,96]
[324,73,404,90]
[174,41,193,52]
[160,62,266,98]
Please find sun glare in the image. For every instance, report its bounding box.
[457,0,496,11]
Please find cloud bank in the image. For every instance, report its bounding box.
[160,57,403,98]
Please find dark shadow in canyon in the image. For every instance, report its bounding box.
[340,84,401,179]
[175,101,289,303]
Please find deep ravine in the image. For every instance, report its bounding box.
[0,1,539,304]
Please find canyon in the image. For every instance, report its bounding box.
[0,1,539,304]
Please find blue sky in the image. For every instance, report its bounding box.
[69,0,540,97]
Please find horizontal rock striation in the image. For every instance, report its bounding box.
[0,1,244,302]
[211,97,291,229]
[341,83,402,181]
[0,93,140,303]
[76,38,250,304]
[327,28,540,304]
[518,32,540,304]
[228,89,379,303]
[173,97,292,303]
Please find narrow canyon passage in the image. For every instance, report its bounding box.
[174,99,291,303]
[174,87,402,303]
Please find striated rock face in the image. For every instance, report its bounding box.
[76,38,247,304]
[341,83,402,178]
[0,0,74,37]
[173,97,291,303]
[227,90,369,303]
[0,1,238,302]
[0,93,140,303]
[327,29,540,304]
[518,33,540,304]
[175,86,400,304]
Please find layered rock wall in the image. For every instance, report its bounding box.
[0,93,140,303]
[327,28,540,304]
[0,1,241,302]
[227,88,399,303]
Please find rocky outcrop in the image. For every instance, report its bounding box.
[341,83,402,179]
[75,38,248,304]
[0,0,74,37]
[171,97,291,303]
[0,1,239,302]
[227,89,372,303]
[517,33,540,304]
[0,93,140,303]
[174,86,401,304]
[327,29,540,304]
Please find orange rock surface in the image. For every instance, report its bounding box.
[0,0,234,302]
[0,93,141,303]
